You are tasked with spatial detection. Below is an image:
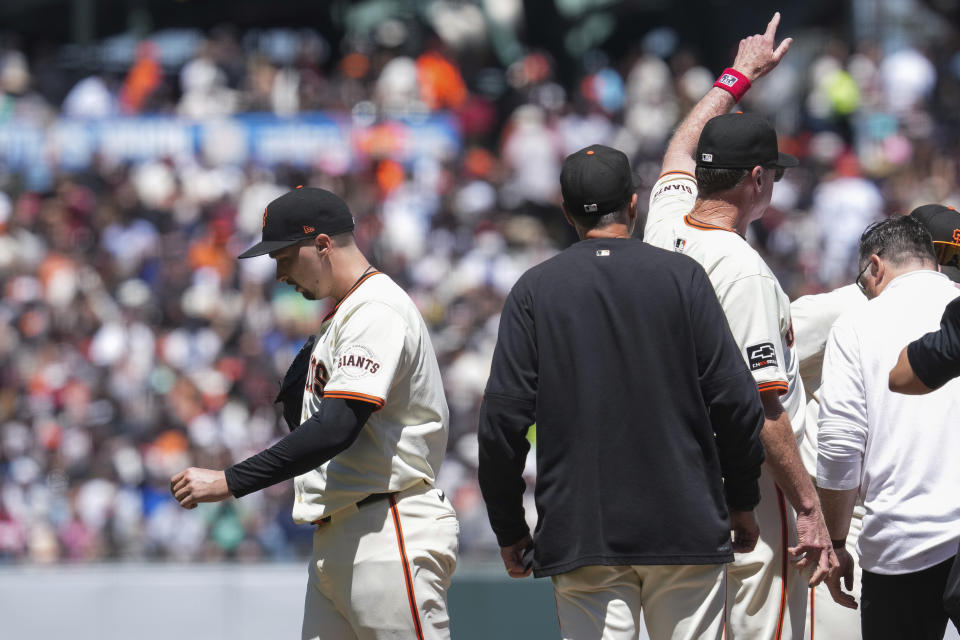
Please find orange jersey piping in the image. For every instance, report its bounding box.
[322,390,385,409]
[757,381,789,396]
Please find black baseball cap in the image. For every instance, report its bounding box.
[908,204,960,283]
[238,187,355,259]
[695,113,798,171]
[560,144,635,216]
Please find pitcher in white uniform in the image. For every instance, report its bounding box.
[170,187,458,640]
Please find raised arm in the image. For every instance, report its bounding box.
[660,11,793,176]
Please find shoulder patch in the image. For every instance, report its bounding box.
[746,342,778,371]
[335,345,382,378]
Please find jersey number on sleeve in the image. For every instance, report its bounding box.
[308,356,329,395]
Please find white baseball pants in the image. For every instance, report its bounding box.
[551,562,727,640]
[726,469,808,640]
[301,481,459,640]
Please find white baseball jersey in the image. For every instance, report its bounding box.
[790,284,866,476]
[646,171,809,639]
[790,284,867,640]
[292,270,450,524]
[646,171,806,437]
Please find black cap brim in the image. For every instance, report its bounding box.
[238,238,302,259]
[775,152,799,168]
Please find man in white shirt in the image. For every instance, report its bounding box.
[792,203,960,638]
[819,215,960,639]
[645,12,836,638]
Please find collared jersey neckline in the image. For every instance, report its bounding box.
[322,270,382,323]
[683,214,743,238]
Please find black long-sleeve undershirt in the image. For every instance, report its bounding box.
[224,397,375,498]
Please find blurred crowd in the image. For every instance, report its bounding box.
[2,8,960,564]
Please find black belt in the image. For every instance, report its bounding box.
[313,491,395,526]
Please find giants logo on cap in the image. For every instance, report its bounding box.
[954,229,960,243]
[262,207,268,230]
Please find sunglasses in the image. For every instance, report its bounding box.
[855,249,883,296]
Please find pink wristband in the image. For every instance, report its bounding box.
[713,68,752,102]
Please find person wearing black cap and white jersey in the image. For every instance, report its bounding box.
[479,143,767,639]
[643,13,837,639]
[169,187,459,640]
[889,204,960,395]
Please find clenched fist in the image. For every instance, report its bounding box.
[170,467,231,509]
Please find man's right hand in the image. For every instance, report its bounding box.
[658,12,794,176]
[731,12,793,82]
[170,467,231,509]
[730,509,760,553]
[789,508,839,587]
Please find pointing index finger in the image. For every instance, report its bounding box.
[764,11,781,40]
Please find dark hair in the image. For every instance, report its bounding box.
[567,201,631,231]
[858,216,937,268]
[694,166,751,197]
[330,230,356,246]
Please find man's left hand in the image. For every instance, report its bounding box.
[170,468,231,509]
[825,546,858,609]
[500,534,534,578]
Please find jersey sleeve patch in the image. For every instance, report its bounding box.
[334,344,382,379]
[746,342,778,371]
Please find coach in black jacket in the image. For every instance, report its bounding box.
[478,145,765,640]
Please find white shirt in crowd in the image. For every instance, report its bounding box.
[818,269,960,575]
